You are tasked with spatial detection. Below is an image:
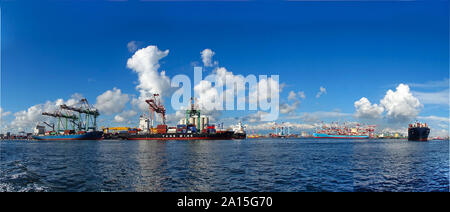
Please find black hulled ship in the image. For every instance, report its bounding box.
[408,122,430,141]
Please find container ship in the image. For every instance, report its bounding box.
[408,121,430,141]
[124,95,233,141]
[32,98,103,141]
[313,122,375,139]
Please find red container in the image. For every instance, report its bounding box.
[157,125,167,129]
[157,129,167,134]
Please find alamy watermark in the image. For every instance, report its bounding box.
[170,67,279,121]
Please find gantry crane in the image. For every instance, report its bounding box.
[59,98,100,131]
[41,98,99,132]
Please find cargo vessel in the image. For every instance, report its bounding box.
[408,122,430,141]
[125,95,233,141]
[32,98,103,141]
[313,122,375,139]
[33,131,103,141]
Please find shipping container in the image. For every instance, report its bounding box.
[157,125,167,129]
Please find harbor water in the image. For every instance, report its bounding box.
[0,138,448,192]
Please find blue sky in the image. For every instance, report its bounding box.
[1,0,449,135]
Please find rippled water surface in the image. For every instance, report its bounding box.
[1,139,448,192]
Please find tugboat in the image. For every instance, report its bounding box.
[232,121,247,139]
[408,121,430,141]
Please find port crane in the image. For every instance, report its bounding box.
[42,121,55,132]
[272,122,291,138]
[145,94,166,127]
[59,98,99,131]
[41,98,99,132]
[42,111,79,132]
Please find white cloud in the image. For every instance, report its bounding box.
[10,94,84,132]
[354,97,384,120]
[288,90,305,101]
[288,91,297,101]
[251,77,280,104]
[127,41,138,53]
[380,84,422,123]
[298,91,306,99]
[412,89,449,105]
[408,78,449,88]
[127,45,171,111]
[194,80,221,111]
[316,86,326,98]
[114,110,137,123]
[201,49,217,67]
[242,111,270,123]
[95,88,129,115]
[280,101,300,114]
[0,107,11,117]
[417,115,449,123]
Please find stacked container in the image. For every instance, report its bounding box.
[156,125,167,134]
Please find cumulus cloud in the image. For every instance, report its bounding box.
[194,80,221,111]
[380,84,422,123]
[0,107,11,118]
[288,91,306,101]
[127,41,138,53]
[114,110,137,123]
[280,101,300,114]
[251,77,280,104]
[201,49,217,67]
[127,45,171,111]
[354,97,384,120]
[316,86,326,98]
[288,91,297,101]
[95,88,130,115]
[353,84,422,123]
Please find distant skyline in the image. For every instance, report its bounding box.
[1,0,448,136]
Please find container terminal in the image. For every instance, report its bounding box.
[0,95,441,141]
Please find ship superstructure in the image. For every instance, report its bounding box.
[232,121,247,139]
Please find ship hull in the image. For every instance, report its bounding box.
[232,133,247,139]
[408,127,430,141]
[313,133,369,139]
[127,131,234,140]
[32,131,103,141]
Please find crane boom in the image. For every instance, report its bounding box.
[145,94,166,125]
